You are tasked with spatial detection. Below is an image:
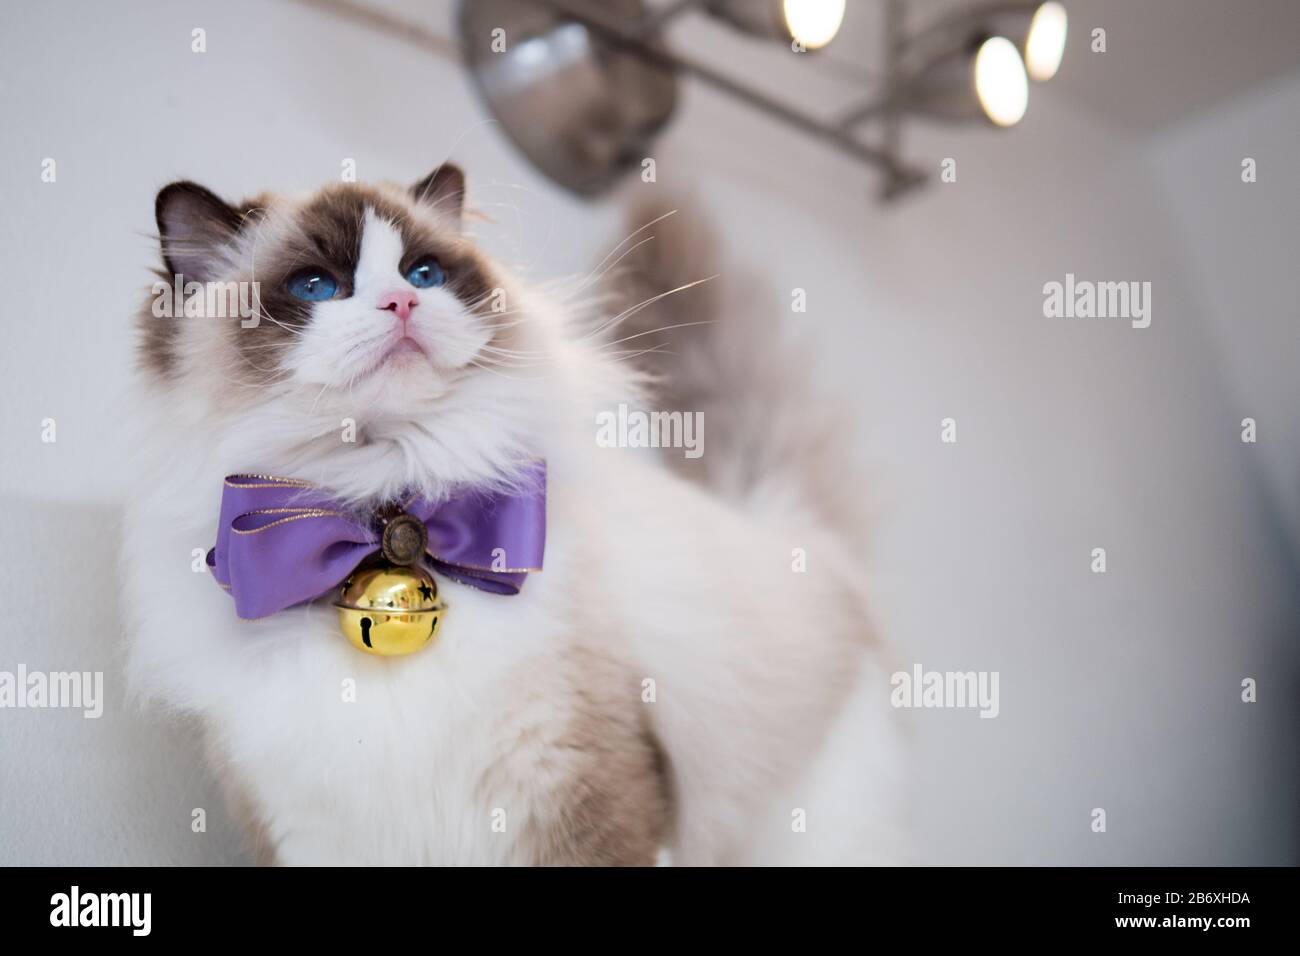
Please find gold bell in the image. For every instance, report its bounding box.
[334,563,446,657]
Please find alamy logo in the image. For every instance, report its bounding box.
[50,886,151,936]
[0,665,103,718]
[596,403,703,459]
[1042,273,1151,328]
[890,664,1000,718]
[152,275,261,327]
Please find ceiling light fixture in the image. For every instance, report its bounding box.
[835,0,1067,182]
[454,0,1068,201]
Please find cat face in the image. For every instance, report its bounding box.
[140,165,552,500]
[145,164,515,413]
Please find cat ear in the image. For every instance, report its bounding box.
[155,181,244,282]
[411,163,465,225]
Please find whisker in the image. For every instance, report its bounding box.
[564,209,678,301]
[584,276,717,342]
[599,320,715,350]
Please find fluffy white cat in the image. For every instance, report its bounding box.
[121,164,902,865]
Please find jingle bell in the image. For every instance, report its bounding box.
[334,563,446,657]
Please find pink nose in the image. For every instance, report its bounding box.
[377,289,419,322]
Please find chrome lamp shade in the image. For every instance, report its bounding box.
[457,0,678,197]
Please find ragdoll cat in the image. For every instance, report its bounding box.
[121,163,902,865]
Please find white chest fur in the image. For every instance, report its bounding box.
[123,469,669,865]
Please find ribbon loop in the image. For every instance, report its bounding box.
[209,463,546,620]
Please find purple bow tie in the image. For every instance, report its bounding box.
[207,461,546,620]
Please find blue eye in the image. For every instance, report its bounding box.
[286,269,339,301]
[405,257,446,289]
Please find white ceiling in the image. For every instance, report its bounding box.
[1032,0,1300,131]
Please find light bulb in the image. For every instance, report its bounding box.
[782,0,845,50]
[1025,1,1068,81]
[974,36,1028,126]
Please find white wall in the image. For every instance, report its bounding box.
[1,0,1294,865]
[1145,71,1300,547]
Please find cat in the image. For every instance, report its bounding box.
[121,162,903,865]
